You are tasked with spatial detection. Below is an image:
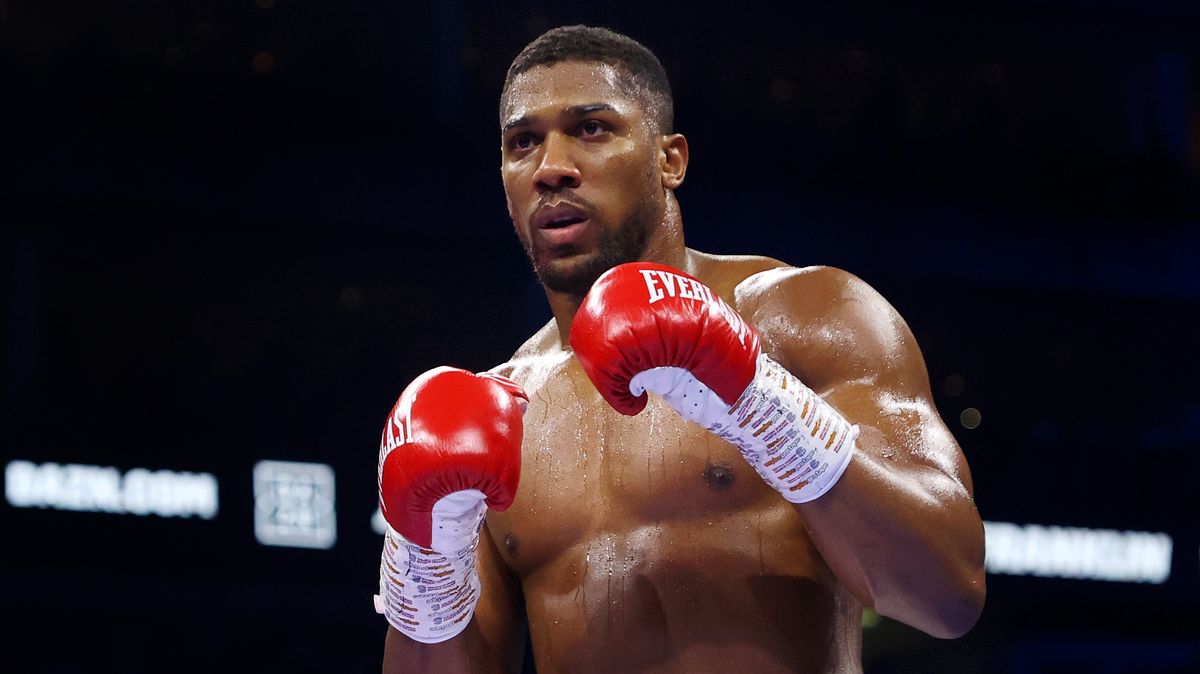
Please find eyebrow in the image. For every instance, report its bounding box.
[502,103,618,134]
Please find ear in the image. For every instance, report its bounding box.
[658,133,689,191]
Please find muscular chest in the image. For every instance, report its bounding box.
[488,359,773,577]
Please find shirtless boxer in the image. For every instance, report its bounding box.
[376,25,985,673]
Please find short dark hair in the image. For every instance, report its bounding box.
[501,25,674,134]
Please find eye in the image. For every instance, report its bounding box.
[580,120,605,136]
[509,133,536,151]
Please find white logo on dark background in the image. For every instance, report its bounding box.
[253,460,336,549]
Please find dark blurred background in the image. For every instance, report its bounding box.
[2,1,1198,672]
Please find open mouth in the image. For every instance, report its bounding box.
[543,215,587,229]
[533,216,590,248]
[532,202,591,231]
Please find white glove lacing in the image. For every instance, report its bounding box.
[374,490,486,644]
[630,353,857,503]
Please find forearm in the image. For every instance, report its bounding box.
[800,439,985,638]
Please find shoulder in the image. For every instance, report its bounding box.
[733,264,867,312]
[490,320,556,379]
[733,265,894,338]
[489,319,572,393]
[686,249,789,299]
[689,251,869,307]
[731,265,924,393]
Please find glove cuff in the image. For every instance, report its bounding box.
[374,524,481,643]
[633,354,857,504]
[710,353,857,503]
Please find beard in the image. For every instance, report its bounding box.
[521,196,657,297]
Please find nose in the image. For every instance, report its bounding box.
[531,131,581,192]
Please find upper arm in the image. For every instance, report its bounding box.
[738,266,973,494]
[382,522,527,674]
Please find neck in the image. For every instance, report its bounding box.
[546,193,691,347]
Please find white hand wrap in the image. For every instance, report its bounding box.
[630,353,857,503]
[373,490,486,644]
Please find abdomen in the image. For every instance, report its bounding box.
[522,513,861,673]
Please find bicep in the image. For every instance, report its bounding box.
[750,266,972,493]
[822,288,972,494]
[825,382,974,497]
[815,298,974,495]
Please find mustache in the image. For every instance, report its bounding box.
[533,190,594,214]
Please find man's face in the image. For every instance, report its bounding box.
[500,61,664,296]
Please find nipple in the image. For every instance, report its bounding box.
[701,462,736,491]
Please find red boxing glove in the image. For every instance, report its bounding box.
[378,367,526,550]
[569,262,760,416]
